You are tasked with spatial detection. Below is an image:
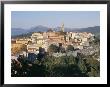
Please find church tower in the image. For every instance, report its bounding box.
[61,23,64,32]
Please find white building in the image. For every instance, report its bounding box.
[31,32,44,43]
[27,44,38,53]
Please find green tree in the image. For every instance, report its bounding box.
[67,45,74,51]
[48,44,59,53]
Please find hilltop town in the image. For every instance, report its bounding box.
[11,24,100,77]
[11,24,97,55]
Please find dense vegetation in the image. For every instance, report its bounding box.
[11,53,100,77]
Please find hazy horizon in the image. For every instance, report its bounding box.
[12,25,100,30]
[11,11,100,29]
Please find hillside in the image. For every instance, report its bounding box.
[75,26,100,34]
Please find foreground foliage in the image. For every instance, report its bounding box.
[11,54,100,77]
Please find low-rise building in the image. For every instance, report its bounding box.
[16,39,29,45]
[31,32,44,44]
[11,43,24,49]
[27,44,38,53]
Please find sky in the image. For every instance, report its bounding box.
[11,11,100,29]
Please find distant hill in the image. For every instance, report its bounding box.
[11,28,27,36]
[12,26,100,37]
[74,26,100,34]
[11,32,33,38]
[12,25,49,36]
[28,25,49,32]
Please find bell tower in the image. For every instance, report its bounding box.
[61,23,64,32]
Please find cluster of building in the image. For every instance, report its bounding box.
[11,24,95,57]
